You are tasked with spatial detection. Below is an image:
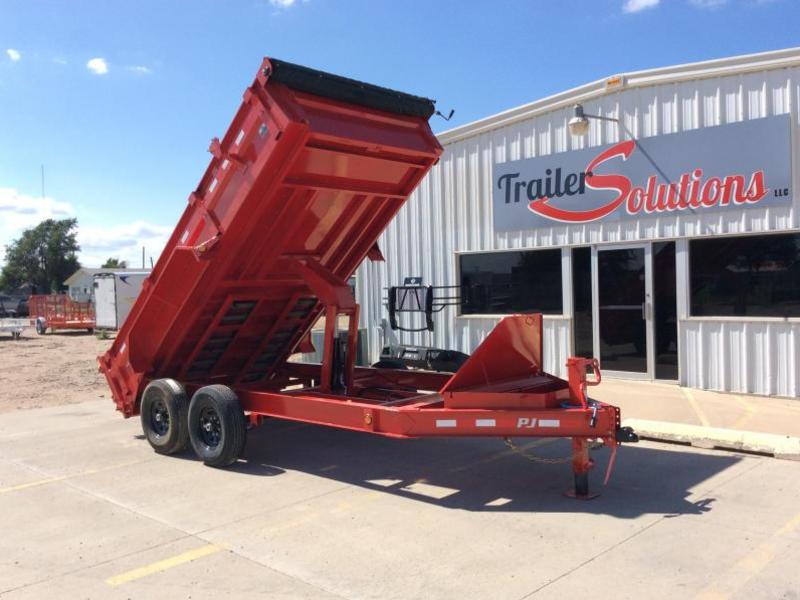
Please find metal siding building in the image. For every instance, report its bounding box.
[355,48,800,397]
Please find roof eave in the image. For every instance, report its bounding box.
[437,46,800,146]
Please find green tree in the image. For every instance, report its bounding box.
[0,218,81,293]
[101,257,128,269]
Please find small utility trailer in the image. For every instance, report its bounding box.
[29,294,95,334]
[0,318,27,340]
[100,57,637,498]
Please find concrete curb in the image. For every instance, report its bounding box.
[622,418,800,461]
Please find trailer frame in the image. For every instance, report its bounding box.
[100,56,637,500]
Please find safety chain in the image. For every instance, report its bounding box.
[503,437,605,465]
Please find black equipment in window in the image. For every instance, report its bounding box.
[460,249,563,315]
[386,285,460,332]
[690,233,800,318]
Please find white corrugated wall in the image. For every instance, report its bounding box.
[356,58,800,396]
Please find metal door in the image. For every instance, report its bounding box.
[591,244,653,378]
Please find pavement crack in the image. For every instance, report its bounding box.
[191,483,354,536]
[518,455,768,599]
[518,516,666,599]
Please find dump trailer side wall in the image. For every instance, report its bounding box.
[100,58,441,416]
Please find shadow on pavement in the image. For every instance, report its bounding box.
[173,417,741,518]
[39,330,96,337]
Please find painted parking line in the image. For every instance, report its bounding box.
[106,544,224,587]
[681,387,711,427]
[694,510,800,599]
[729,394,756,430]
[0,459,149,494]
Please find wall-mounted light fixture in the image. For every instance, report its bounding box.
[568,104,620,137]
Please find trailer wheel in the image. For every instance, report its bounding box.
[35,319,46,335]
[188,385,246,468]
[140,378,189,455]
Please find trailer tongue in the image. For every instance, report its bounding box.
[99,57,637,498]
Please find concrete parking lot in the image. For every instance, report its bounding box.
[1,399,799,599]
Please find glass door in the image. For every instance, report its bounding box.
[592,245,653,377]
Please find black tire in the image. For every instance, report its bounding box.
[35,319,46,335]
[188,385,246,468]
[139,378,189,455]
[429,350,470,373]
[371,359,408,370]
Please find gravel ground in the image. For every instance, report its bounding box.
[0,329,113,413]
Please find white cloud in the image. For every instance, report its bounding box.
[0,188,170,268]
[0,188,76,265]
[623,0,660,12]
[269,0,298,7]
[53,56,68,65]
[86,57,109,75]
[689,0,727,6]
[6,48,21,62]
[126,65,152,75]
[78,220,171,268]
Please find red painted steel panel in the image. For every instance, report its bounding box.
[440,314,552,408]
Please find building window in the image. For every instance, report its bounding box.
[654,241,678,380]
[571,247,593,358]
[690,233,800,317]
[460,249,563,315]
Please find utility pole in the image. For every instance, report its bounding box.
[142,246,145,269]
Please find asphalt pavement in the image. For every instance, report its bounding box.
[1,400,799,599]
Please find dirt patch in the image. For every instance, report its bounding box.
[0,330,113,413]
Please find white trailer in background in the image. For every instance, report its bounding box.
[93,271,149,330]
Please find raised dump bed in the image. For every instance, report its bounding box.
[100,57,636,498]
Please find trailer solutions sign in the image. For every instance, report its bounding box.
[492,115,792,230]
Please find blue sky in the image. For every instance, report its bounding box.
[0,0,796,267]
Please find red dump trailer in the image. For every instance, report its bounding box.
[99,57,637,498]
[29,294,95,334]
